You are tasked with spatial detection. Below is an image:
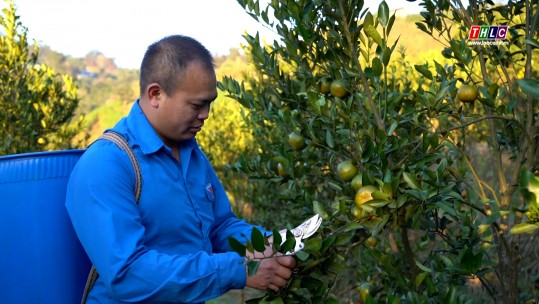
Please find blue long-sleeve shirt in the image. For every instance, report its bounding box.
[66,100,263,303]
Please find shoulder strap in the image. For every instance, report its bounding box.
[99,131,142,203]
[81,131,142,304]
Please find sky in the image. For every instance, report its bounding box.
[10,0,425,69]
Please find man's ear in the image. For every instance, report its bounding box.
[146,83,162,108]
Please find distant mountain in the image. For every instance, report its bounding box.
[36,13,440,142]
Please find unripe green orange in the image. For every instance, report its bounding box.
[350,205,363,219]
[330,79,347,98]
[358,282,376,302]
[365,236,377,248]
[320,78,331,94]
[337,160,358,181]
[350,174,363,192]
[457,84,479,103]
[277,163,288,177]
[288,132,306,150]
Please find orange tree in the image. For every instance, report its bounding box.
[221,0,538,303]
[0,0,84,155]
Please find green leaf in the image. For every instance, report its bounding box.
[362,140,375,161]
[527,174,539,200]
[477,86,496,107]
[364,25,383,46]
[520,170,539,205]
[414,63,433,80]
[436,200,457,217]
[378,1,389,27]
[303,237,323,253]
[415,271,428,287]
[343,221,363,232]
[251,228,266,252]
[459,248,483,274]
[372,57,382,77]
[387,13,396,36]
[438,255,453,267]
[415,21,431,35]
[369,214,389,236]
[335,232,354,246]
[247,260,261,276]
[364,12,374,29]
[325,129,335,148]
[403,172,420,190]
[510,222,539,235]
[295,250,309,261]
[517,79,539,97]
[523,38,539,48]
[272,229,282,251]
[280,230,296,253]
[382,45,393,66]
[371,190,390,201]
[415,260,432,273]
[478,224,490,234]
[228,237,246,256]
[246,240,254,254]
[313,200,329,219]
[387,122,397,137]
[320,235,335,253]
[328,181,342,191]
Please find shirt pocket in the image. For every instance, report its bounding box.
[192,171,215,241]
[204,174,216,203]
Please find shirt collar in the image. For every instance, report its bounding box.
[126,100,163,155]
[126,100,197,157]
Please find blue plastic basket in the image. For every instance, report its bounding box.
[0,150,90,304]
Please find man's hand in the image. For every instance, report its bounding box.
[245,255,296,292]
[244,235,297,292]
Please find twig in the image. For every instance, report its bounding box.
[477,275,498,304]
[336,0,385,132]
[437,115,520,135]
[444,135,490,203]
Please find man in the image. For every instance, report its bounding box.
[66,35,296,303]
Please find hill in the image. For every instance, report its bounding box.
[36,13,441,143]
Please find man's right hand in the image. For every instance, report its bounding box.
[245,255,296,292]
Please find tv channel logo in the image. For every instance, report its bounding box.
[468,25,508,40]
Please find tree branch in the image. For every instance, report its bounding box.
[336,0,385,132]
[437,115,520,134]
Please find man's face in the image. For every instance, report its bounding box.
[154,61,217,146]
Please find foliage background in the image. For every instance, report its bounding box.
[218,0,538,303]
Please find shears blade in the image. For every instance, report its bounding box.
[279,214,323,255]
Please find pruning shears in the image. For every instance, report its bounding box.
[279,214,323,255]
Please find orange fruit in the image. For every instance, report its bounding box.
[288,131,306,150]
[457,84,479,103]
[354,185,378,207]
[337,160,358,181]
[365,236,377,248]
[350,205,363,219]
[320,78,331,94]
[277,163,289,177]
[330,79,347,98]
[358,282,376,302]
[350,174,363,192]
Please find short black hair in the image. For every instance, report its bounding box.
[139,35,215,96]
